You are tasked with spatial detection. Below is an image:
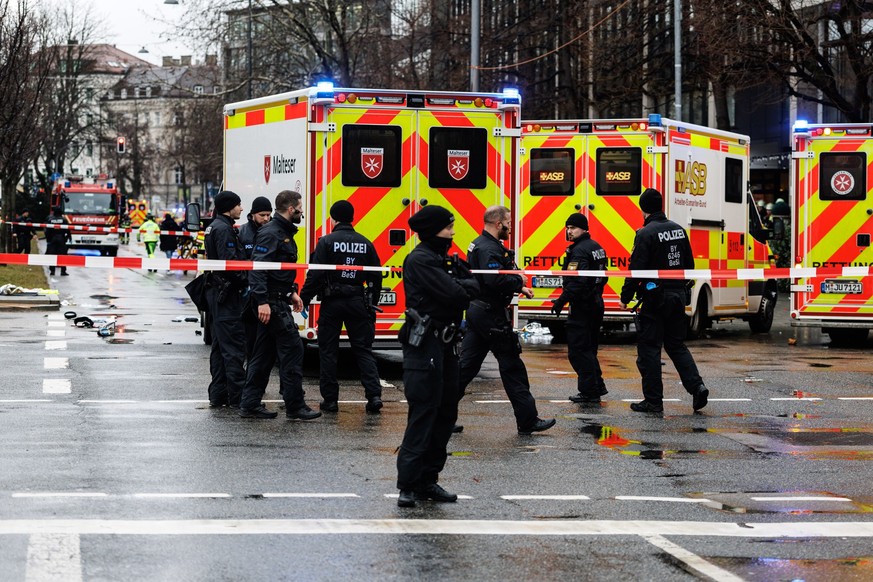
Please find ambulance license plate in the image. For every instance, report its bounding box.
[821,280,863,294]
[532,276,563,288]
[379,291,397,305]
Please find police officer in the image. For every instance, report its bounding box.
[45,206,71,276]
[619,188,708,413]
[299,200,384,414]
[552,213,608,405]
[13,208,36,254]
[239,190,321,421]
[396,205,479,508]
[238,196,273,358]
[458,205,555,434]
[203,191,248,409]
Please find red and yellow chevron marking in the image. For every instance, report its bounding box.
[793,133,873,319]
[224,100,308,130]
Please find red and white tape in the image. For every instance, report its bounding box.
[2,220,197,237]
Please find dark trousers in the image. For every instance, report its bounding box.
[566,301,605,397]
[46,241,67,275]
[317,297,381,402]
[206,288,246,407]
[458,305,537,429]
[636,289,703,404]
[241,299,305,411]
[16,234,31,254]
[396,331,459,491]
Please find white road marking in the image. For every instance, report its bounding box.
[616,496,712,503]
[46,321,65,328]
[474,400,511,404]
[44,341,67,351]
[42,379,71,394]
[132,493,231,499]
[383,494,475,500]
[261,493,360,498]
[0,399,53,403]
[708,398,752,402]
[43,358,69,370]
[620,399,682,402]
[25,533,82,582]
[153,400,208,404]
[47,313,65,320]
[501,495,590,500]
[770,397,822,401]
[45,329,65,337]
[77,400,138,403]
[2,519,873,537]
[546,371,573,375]
[749,496,852,502]
[12,493,108,499]
[838,397,873,400]
[643,534,744,582]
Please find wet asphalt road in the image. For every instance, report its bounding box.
[1,243,873,581]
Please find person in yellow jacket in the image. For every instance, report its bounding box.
[137,213,161,272]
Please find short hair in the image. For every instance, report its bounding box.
[275,190,301,213]
[484,205,510,224]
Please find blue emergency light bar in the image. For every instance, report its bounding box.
[648,113,662,127]
[315,81,334,98]
[793,119,809,132]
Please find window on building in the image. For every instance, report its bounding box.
[120,88,127,99]
[174,167,184,185]
[194,85,203,95]
[107,91,113,100]
[86,141,93,156]
[145,86,152,98]
[134,87,141,98]
[174,111,184,126]
[85,87,94,100]
[153,112,161,126]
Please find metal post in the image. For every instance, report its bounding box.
[471,0,480,92]
[247,0,253,99]
[674,0,682,120]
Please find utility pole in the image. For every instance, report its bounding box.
[674,0,682,120]
[471,0,480,92]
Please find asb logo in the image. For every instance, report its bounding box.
[448,149,470,181]
[831,170,855,196]
[264,155,271,184]
[361,147,383,179]
[675,160,707,196]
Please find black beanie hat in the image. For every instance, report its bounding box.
[330,200,354,223]
[409,205,454,240]
[565,213,588,230]
[250,196,272,214]
[639,188,663,213]
[214,190,242,214]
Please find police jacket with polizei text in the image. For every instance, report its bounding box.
[559,232,607,305]
[248,212,300,305]
[44,216,70,245]
[403,238,477,327]
[203,213,247,289]
[237,217,259,259]
[620,211,694,304]
[299,223,382,306]
[467,231,524,308]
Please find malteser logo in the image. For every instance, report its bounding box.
[264,155,271,184]
[675,159,707,196]
[448,149,470,180]
[361,147,384,179]
[264,154,297,184]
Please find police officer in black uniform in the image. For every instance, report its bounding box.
[239,190,321,421]
[619,188,708,413]
[299,200,384,414]
[458,205,555,434]
[238,195,273,358]
[552,213,609,405]
[45,207,71,276]
[396,205,479,508]
[203,191,248,409]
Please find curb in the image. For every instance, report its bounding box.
[0,294,60,311]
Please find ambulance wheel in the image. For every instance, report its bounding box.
[823,327,868,347]
[748,294,775,334]
[688,294,710,339]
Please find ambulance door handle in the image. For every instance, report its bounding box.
[867,208,872,215]
[420,199,429,206]
[586,204,594,210]
[401,198,410,206]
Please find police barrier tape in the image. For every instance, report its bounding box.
[2,253,872,281]
[2,220,197,237]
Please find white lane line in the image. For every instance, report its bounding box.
[2,519,873,537]
[47,321,66,328]
[749,496,852,502]
[643,534,744,582]
[47,313,65,320]
[383,494,475,500]
[474,400,511,404]
[154,400,209,404]
[621,398,682,402]
[44,357,69,370]
[13,493,108,499]
[501,495,590,500]
[25,533,82,582]
[616,496,712,503]
[45,329,65,337]
[132,493,231,499]
[0,399,53,403]
[78,400,138,403]
[44,341,67,351]
[770,397,822,401]
[262,493,360,498]
[42,379,71,394]
[708,398,752,402]
[838,397,873,400]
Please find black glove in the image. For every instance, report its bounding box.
[551,298,566,316]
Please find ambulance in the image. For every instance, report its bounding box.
[221,83,521,342]
[517,115,776,337]
[789,120,873,345]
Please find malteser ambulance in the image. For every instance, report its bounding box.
[789,120,873,345]
[517,115,775,336]
[222,83,521,341]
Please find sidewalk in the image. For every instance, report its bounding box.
[0,291,60,310]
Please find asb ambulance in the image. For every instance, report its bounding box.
[517,115,775,336]
[222,83,521,342]
[789,121,873,345]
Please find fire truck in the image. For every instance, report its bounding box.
[51,174,121,256]
[222,83,521,341]
[789,120,873,345]
[517,115,776,337]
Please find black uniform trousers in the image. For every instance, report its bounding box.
[566,300,606,397]
[636,289,703,404]
[317,296,381,402]
[206,288,246,407]
[241,299,305,411]
[396,330,459,491]
[458,304,538,430]
[46,240,68,275]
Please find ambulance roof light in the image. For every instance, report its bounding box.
[498,87,521,109]
[648,114,662,127]
[794,119,809,132]
[314,81,335,102]
[503,87,520,99]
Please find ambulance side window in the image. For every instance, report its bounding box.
[429,127,488,189]
[820,152,866,201]
[596,148,642,196]
[341,125,402,188]
[529,148,574,196]
[725,158,743,204]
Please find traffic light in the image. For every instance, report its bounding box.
[116,136,126,154]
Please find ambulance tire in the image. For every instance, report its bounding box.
[688,294,710,340]
[748,294,775,334]
[823,327,868,347]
